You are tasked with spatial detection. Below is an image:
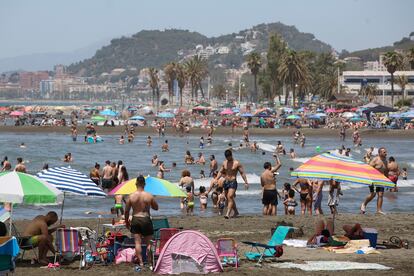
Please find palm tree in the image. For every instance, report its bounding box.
[246,52,262,102]
[148,68,160,111]
[164,62,177,105]
[396,75,408,100]
[278,50,310,107]
[407,48,414,70]
[176,64,187,107]
[383,51,404,106]
[184,56,208,101]
[362,84,378,102]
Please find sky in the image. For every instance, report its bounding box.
[1,0,413,59]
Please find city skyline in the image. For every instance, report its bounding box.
[1,0,413,60]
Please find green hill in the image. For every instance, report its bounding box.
[68,22,333,77]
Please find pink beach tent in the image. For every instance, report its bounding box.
[154,230,223,274]
[220,109,234,116]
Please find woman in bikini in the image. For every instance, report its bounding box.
[293,178,313,215]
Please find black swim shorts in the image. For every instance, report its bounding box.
[369,185,384,193]
[130,216,154,236]
[102,178,113,189]
[262,189,278,206]
[224,180,238,191]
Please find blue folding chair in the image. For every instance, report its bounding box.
[242,226,293,265]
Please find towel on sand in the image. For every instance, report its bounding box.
[271,261,392,271]
[283,239,308,248]
[326,239,380,254]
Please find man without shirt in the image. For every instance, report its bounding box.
[125,175,158,270]
[361,147,388,214]
[14,157,26,172]
[101,160,113,192]
[217,149,249,219]
[260,154,282,216]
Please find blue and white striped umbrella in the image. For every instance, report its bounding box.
[37,166,106,197]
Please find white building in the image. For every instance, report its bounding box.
[363,61,386,71]
[216,46,230,54]
[342,70,414,104]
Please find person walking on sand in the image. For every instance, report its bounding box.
[125,175,158,272]
[217,149,249,219]
[260,154,282,216]
[361,147,388,214]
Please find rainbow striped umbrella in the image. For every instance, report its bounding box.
[109,176,186,197]
[291,153,395,188]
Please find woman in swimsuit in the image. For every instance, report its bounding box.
[157,161,170,179]
[184,151,194,164]
[293,178,313,215]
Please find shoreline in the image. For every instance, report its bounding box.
[13,213,414,275]
[1,125,414,139]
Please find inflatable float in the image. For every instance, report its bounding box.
[86,136,104,143]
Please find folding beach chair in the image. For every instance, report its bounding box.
[152,217,170,240]
[54,228,82,269]
[216,238,238,270]
[242,226,293,265]
[151,228,180,267]
[10,224,38,262]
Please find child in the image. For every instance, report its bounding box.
[283,189,297,215]
[197,186,208,210]
[146,136,152,147]
[114,195,125,217]
[199,136,204,149]
[119,135,125,144]
[217,187,226,216]
[282,183,292,215]
[401,168,408,180]
[185,186,194,216]
[328,180,342,215]
[207,134,212,146]
[200,170,206,178]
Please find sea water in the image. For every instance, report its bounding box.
[1,132,413,219]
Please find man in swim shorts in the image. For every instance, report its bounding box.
[23,211,64,265]
[125,175,159,271]
[260,155,282,216]
[102,160,113,192]
[217,149,249,219]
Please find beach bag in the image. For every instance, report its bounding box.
[329,235,350,246]
[115,248,135,264]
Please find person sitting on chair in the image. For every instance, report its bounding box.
[22,211,64,265]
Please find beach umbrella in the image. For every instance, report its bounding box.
[127,107,138,111]
[220,109,234,115]
[157,112,175,118]
[291,153,395,188]
[91,115,106,122]
[349,117,364,122]
[240,113,253,117]
[9,111,24,117]
[37,166,106,223]
[129,115,145,120]
[109,176,186,197]
[286,114,301,120]
[0,171,64,229]
[100,109,118,116]
[342,112,358,118]
[400,111,414,119]
[232,108,240,113]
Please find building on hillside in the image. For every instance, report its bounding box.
[111,68,126,75]
[342,70,414,104]
[364,61,386,71]
[54,64,67,78]
[19,71,49,90]
[343,57,363,69]
[217,46,230,54]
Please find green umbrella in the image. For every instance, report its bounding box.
[91,115,106,122]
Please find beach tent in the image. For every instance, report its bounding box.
[362,105,397,114]
[154,230,223,274]
[361,103,378,109]
[100,109,118,116]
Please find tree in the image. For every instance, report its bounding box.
[176,64,187,107]
[407,48,414,70]
[396,75,408,100]
[246,52,262,102]
[184,55,208,101]
[148,68,160,111]
[361,84,378,102]
[278,50,310,107]
[212,84,227,100]
[164,62,177,105]
[382,51,404,106]
[266,34,287,102]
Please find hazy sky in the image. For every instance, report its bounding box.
[1,0,413,59]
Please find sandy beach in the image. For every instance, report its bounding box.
[2,125,414,139]
[12,213,414,275]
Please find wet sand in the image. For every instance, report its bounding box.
[13,213,414,275]
[1,125,414,139]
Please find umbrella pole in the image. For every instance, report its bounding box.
[60,192,66,225]
[9,204,13,234]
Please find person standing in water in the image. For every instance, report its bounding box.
[361,147,388,215]
[260,154,282,216]
[14,157,26,172]
[209,155,218,177]
[216,149,249,219]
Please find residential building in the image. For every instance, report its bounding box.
[19,71,49,90]
[217,46,230,54]
[363,61,386,71]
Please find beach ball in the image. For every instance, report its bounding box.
[315,146,321,153]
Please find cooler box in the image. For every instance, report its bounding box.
[362,228,378,248]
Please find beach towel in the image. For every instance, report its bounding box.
[270,261,392,271]
[282,239,307,248]
[326,239,380,254]
[115,248,135,264]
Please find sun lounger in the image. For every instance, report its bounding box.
[242,226,293,265]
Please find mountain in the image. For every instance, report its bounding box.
[68,22,333,77]
[0,38,110,72]
[340,33,414,61]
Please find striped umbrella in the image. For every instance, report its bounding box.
[37,166,106,197]
[291,153,395,188]
[109,176,186,197]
